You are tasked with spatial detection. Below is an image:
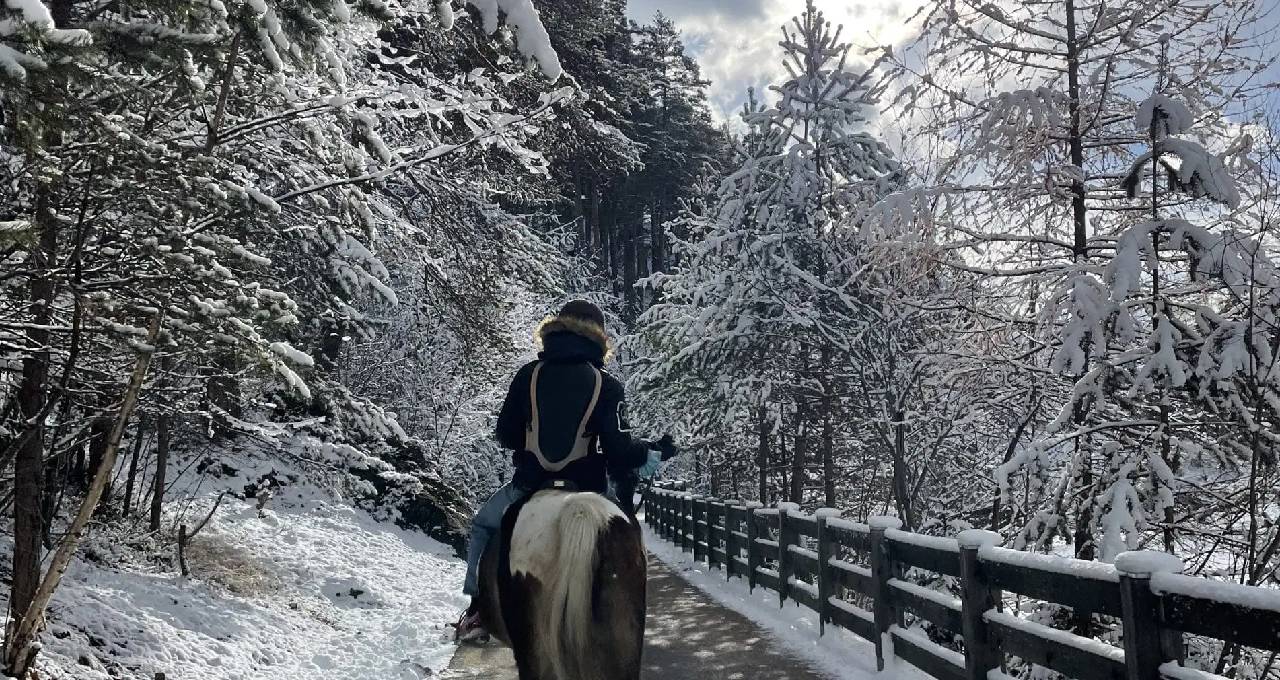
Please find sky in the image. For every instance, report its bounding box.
[625,0,923,123]
[625,0,1280,129]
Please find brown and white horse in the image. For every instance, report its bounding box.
[475,490,647,680]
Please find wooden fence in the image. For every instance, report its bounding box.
[643,485,1280,680]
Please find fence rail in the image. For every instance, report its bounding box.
[643,484,1280,680]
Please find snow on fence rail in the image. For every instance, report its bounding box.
[644,484,1280,680]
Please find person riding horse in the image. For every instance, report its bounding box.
[455,299,677,642]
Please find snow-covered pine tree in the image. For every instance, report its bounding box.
[631,0,899,507]
[626,12,724,280]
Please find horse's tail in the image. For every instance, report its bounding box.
[540,493,621,680]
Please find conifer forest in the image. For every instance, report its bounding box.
[1,0,1280,676]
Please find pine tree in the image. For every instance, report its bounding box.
[632,0,898,506]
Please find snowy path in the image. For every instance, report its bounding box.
[643,555,835,679]
[442,555,835,679]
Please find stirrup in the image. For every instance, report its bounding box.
[453,611,490,644]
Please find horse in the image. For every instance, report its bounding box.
[475,489,647,680]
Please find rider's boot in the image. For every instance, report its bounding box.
[453,600,491,644]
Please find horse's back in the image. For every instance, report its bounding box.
[509,491,626,582]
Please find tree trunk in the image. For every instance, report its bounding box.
[890,407,914,529]
[70,438,86,487]
[9,182,57,653]
[789,404,807,504]
[575,171,591,250]
[593,186,609,274]
[86,416,114,508]
[756,407,769,504]
[778,425,789,503]
[989,391,1038,530]
[205,353,242,438]
[1072,442,1095,635]
[4,310,162,676]
[637,215,651,308]
[1064,0,1087,259]
[122,419,146,517]
[149,412,171,533]
[622,216,637,320]
[820,347,835,507]
[821,399,835,508]
[650,199,664,274]
[39,435,65,549]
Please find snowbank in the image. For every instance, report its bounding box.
[7,456,466,680]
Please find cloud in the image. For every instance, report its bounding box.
[628,0,772,23]
[629,0,923,124]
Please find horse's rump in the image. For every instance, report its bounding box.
[487,490,646,680]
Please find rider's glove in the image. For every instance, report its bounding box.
[655,433,678,461]
[636,450,662,480]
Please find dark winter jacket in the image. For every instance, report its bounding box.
[495,316,650,493]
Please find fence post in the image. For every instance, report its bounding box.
[746,504,762,592]
[869,516,903,671]
[958,530,1002,680]
[654,490,664,536]
[669,492,679,547]
[704,497,715,564]
[663,491,673,539]
[708,500,723,571]
[661,491,670,537]
[816,508,840,635]
[1117,551,1185,680]
[682,494,694,554]
[724,504,739,580]
[693,496,707,563]
[673,494,683,550]
[674,493,684,550]
[670,493,679,542]
[777,503,799,608]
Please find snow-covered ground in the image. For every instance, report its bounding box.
[642,521,923,680]
[10,453,468,680]
[15,471,933,680]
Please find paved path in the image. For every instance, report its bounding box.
[442,555,832,679]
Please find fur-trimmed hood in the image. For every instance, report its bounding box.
[535,315,614,363]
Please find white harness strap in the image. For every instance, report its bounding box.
[524,362,603,472]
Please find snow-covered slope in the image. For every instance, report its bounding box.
[9,455,467,680]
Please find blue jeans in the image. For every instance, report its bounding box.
[463,483,530,597]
